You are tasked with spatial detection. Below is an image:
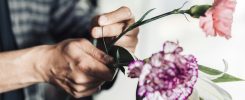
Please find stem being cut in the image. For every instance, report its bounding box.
[109,8,187,49]
[108,4,211,49]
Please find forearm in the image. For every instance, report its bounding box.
[0,45,53,93]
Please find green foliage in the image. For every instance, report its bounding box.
[92,38,134,74]
[199,65,243,82]
[110,46,134,74]
[138,8,155,22]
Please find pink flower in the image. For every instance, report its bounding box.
[128,60,145,78]
[199,0,236,39]
[128,41,198,100]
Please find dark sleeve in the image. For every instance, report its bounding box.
[49,0,97,42]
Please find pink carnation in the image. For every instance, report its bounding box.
[199,0,236,39]
[128,41,198,100]
[128,60,145,78]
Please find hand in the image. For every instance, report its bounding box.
[91,6,139,53]
[35,39,114,98]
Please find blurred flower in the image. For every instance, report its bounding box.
[128,41,198,100]
[199,0,236,39]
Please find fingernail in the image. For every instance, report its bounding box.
[93,27,102,38]
[97,28,102,33]
[99,16,108,25]
[95,27,102,37]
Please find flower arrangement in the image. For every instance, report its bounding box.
[93,0,242,99]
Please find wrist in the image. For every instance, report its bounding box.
[18,45,56,83]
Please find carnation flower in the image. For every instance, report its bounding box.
[199,0,236,39]
[128,60,145,78]
[128,41,198,100]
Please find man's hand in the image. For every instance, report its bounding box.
[91,6,139,52]
[34,39,114,98]
[0,6,138,98]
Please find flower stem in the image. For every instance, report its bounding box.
[109,9,187,49]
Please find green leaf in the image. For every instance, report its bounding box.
[138,8,155,22]
[116,48,120,63]
[118,66,125,74]
[109,46,135,66]
[115,48,125,74]
[110,46,134,74]
[91,38,134,74]
[199,65,243,82]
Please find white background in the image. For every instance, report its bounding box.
[94,0,245,100]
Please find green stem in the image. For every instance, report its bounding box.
[109,9,187,49]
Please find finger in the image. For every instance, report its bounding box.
[68,69,98,85]
[67,79,101,93]
[72,87,99,98]
[91,23,125,38]
[53,78,74,97]
[73,82,101,93]
[115,36,138,53]
[79,54,113,81]
[92,18,138,38]
[77,39,113,64]
[53,76,100,98]
[98,6,133,26]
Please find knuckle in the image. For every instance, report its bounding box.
[121,6,130,12]
[73,77,85,84]
[79,38,89,45]
[96,52,105,61]
[120,6,132,17]
[70,72,93,85]
[66,41,80,51]
[78,39,92,51]
[91,48,102,59]
[81,63,94,75]
[68,42,77,48]
[91,47,97,55]
[79,61,89,72]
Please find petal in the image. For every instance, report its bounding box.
[195,72,232,100]
[188,89,200,100]
[199,0,236,39]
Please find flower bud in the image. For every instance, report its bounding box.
[187,5,212,18]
